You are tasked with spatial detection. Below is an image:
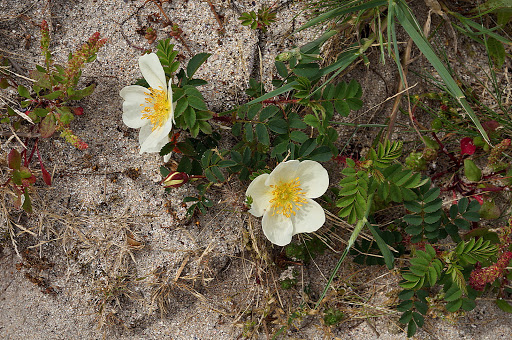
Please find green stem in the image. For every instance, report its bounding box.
[315,192,374,309]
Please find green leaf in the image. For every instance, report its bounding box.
[423,187,440,203]
[444,288,462,302]
[334,100,350,116]
[244,122,253,142]
[454,218,470,230]
[412,311,424,327]
[290,130,308,143]
[399,290,415,300]
[247,103,261,120]
[68,83,96,100]
[267,118,287,134]
[198,120,212,134]
[399,310,412,324]
[303,114,321,128]
[397,299,413,311]
[368,224,394,269]
[404,214,422,226]
[461,298,476,311]
[187,95,208,111]
[255,123,270,146]
[211,166,225,182]
[275,60,288,78]
[218,159,237,168]
[17,85,31,99]
[462,211,480,222]
[414,300,429,315]
[183,106,196,128]
[159,166,171,177]
[187,53,211,78]
[22,188,32,213]
[293,62,320,78]
[424,199,442,213]
[487,36,506,68]
[308,146,332,162]
[445,299,463,312]
[174,97,189,118]
[404,200,422,213]
[259,105,279,121]
[407,319,417,337]
[458,197,469,212]
[42,90,63,100]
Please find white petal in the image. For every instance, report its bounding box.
[139,114,173,153]
[265,160,300,187]
[246,174,271,217]
[139,53,167,90]
[296,160,329,198]
[262,212,294,246]
[291,198,325,234]
[120,85,150,128]
[163,152,172,163]
[138,124,153,149]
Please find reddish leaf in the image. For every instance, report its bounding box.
[35,143,52,186]
[460,137,476,155]
[40,161,52,185]
[8,149,21,170]
[40,113,57,138]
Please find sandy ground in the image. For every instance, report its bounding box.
[1,0,512,339]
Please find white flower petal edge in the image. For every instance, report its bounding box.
[140,116,174,153]
[120,85,149,128]
[291,199,325,234]
[262,212,294,246]
[138,53,167,90]
[295,160,329,198]
[245,174,271,217]
[264,160,300,187]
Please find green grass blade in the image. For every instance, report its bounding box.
[297,0,387,32]
[395,2,490,144]
[246,82,297,105]
[451,12,512,44]
[301,30,339,54]
[315,193,374,309]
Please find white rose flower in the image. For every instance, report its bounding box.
[120,53,175,161]
[246,160,329,246]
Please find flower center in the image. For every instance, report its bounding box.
[269,177,308,218]
[140,86,169,131]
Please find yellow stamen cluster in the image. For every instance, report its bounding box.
[269,177,308,218]
[141,87,169,131]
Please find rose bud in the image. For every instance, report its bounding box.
[161,171,189,188]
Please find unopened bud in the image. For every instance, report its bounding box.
[161,171,189,188]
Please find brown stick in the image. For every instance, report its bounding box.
[147,0,192,53]
[205,0,225,33]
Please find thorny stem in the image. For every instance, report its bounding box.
[431,132,460,165]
